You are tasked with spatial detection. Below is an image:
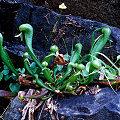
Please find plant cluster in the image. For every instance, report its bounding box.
[0,3,120,101]
[0,23,120,100]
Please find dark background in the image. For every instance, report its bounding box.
[19,0,120,28]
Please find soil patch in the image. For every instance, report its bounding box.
[20,0,120,28]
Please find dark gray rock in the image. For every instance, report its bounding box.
[56,87,120,120]
[3,87,120,120]
[0,0,120,63]
[3,96,26,120]
[1,1,120,120]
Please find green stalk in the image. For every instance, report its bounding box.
[23,52,34,76]
[56,43,82,86]
[0,33,19,77]
[103,70,118,95]
[19,24,43,71]
[42,44,58,64]
[42,53,56,64]
[62,37,68,55]
[70,43,82,63]
[40,9,62,58]
[91,27,104,47]
[90,26,111,61]
[79,61,96,85]
[55,63,73,86]
[42,67,54,84]
[96,52,120,76]
[34,74,54,92]
[57,71,80,90]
